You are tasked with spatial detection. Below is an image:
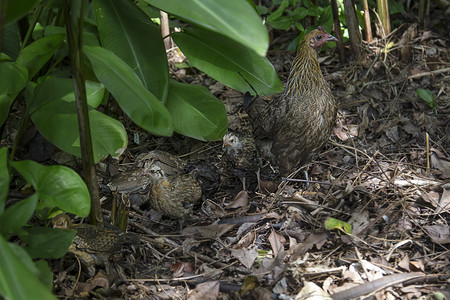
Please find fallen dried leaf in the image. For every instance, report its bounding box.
[235,229,256,249]
[295,281,332,299]
[182,224,235,239]
[268,229,286,256]
[187,280,220,300]
[435,188,450,214]
[423,225,450,244]
[225,190,249,210]
[231,246,258,269]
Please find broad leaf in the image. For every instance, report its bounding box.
[145,0,269,56]
[0,236,57,300]
[94,0,169,101]
[173,28,282,96]
[21,227,76,259]
[166,80,227,141]
[2,24,21,60]
[27,77,127,162]
[0,94,11,127]
[0,147,9,214]
[416,89,437,113]
[11,160,90,217]
[4,0,41,25]
[0,194,38,238]
[16,34,65,80]
[84,45,174,136]
[0,55,28,94]
[34,260,54,291]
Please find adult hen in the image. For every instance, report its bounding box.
[245,27,338,176]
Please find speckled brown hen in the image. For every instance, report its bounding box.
[245,27,338,176]
[52,214,138,275]
[148,165,202,221]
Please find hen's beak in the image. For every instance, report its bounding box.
[327,34,338,42]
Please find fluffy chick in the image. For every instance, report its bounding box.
[223,132,261,190]
[148,166,202,221]
[52,214,138,275]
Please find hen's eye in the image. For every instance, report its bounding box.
[316,34,322,40]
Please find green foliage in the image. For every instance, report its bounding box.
[93,0,169,101]
[145,0,269,56]
[263,0,334,51]
[166,80,228,140]
[27,77,127,162]
[0,236,57,300]
[267,0,322,31]
[11,160,91,217]
[15,34,65,80]
[0,148,9,215]
[172,27,282,95]
[84,45,174,137]
[324,217,353,234]
[0,148,89,298]
[416,89,437,114]
[0,54,28,95]
[2,0,41,25]
[388,0,404,15]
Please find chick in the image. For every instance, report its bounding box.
[148,165,202,221]
[223,132,261,191]
[52,214,138,275]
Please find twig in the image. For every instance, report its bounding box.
[407,67,450,79]
[331,272,428,300]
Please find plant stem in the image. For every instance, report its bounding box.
[64,0,101,225]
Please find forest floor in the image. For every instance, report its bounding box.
[42,23,450,299]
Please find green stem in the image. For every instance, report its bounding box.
[64,0,101,224]
[20,4,43,50]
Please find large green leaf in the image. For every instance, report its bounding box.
[16,34,65,80]
[11,160,90,217]
[33,260,54,291]
[173,28,282,96]
[0,147,9,214]
[166,80,227,141]
[0,55,28,94]
[27,77,127,162]
[93,0,169,102]
[21,227,76,259]
[0,194,38,238]
[84,45,174,136]
[145,0,268,56]
[0,236,57,300]
[0,94,11,127]
[3,0,41,25]
[2,23,21,60]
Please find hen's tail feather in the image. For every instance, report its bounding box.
[243,91,253,110]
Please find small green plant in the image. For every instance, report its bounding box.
[324,217,353,234]
[416,89,437,114]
